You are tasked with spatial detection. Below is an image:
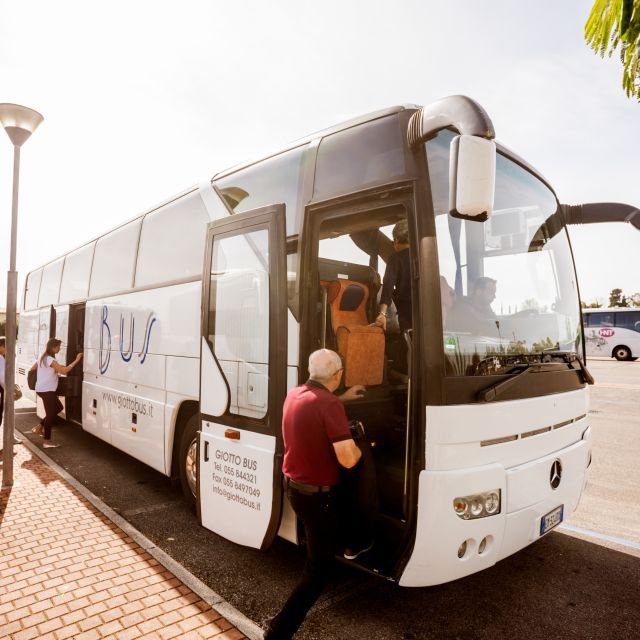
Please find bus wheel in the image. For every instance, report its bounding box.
[179,413,199,505]
[613,345,632,361]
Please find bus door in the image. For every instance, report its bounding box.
[198,204,287,550]
[62,303,85,422]
[16,309,42,402]
[30,305,56,416]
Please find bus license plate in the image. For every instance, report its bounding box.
[540,505,564,536]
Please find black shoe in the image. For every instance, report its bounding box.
[343,539,374,560]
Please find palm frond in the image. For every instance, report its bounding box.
[586,0,640,99]
[585,0,623,56]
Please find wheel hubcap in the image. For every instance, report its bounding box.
[185,438,198,497]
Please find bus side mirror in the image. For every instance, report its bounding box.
[449,135,496,221]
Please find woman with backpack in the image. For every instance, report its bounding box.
[29,338,82,448]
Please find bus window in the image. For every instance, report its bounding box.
[616,310,640,332]
[135,192,209,288]
[587,312,614,327]
[209,229,270,420]
[39,258,65,307]
[314,115,405,200]
[428,129,582,376]
[24,269,43,310]
[215,146,306,236]
[89,219,142,297]
[59,243,95,304]
[319,233,372,269]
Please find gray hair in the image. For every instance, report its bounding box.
[308,349,343,382]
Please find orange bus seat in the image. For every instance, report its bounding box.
[326,279,384,386]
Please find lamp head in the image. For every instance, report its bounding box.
[0,103,44,146]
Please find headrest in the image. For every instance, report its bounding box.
[339,284,365,311]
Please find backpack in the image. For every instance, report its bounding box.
[27,367,37,390]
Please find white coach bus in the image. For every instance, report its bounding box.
[583,308,640,361]
[17,96,639,587]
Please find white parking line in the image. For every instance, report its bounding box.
[558,523,640,551]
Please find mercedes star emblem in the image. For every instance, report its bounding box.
[550,459,562,490]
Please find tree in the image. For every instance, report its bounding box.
[585,0,640,99]
[609,287,624,306]
[630,292,640,306]
[521,298,547,312]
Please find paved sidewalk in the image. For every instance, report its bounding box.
[0,443,248,640]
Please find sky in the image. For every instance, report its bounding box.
[1,0,638,308]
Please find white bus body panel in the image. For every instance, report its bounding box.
[199,421,276,549]
[83,281,200,474]
[585,326,640,359]
[400,389,591,587]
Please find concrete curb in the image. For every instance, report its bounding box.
[18,436,265,640]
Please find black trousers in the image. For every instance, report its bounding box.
[395,302,412,374]
[37,391,63,439]
[266,486,338,640]
[339,438,377,549]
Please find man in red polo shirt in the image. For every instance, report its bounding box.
[265,349,365,640]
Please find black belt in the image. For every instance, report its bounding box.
[286,477,333,495]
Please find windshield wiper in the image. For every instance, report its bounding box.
[478,362,567,403]
[542,349,595,385]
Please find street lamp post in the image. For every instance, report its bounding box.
[0,103,43,488]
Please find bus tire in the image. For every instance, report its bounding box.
[178,413,199,506]
[613,345,632,361]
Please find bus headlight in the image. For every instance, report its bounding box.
[453,489,501,520]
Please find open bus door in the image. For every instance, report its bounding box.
[198,204,287,549]
[60,303,85,423]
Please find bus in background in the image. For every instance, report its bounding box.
[583,308,640,360]
[17,95,640,588]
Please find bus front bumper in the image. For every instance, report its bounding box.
[399,427,592,587]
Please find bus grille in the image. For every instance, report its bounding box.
[480,414,587,447]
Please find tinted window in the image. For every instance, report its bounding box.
[135,191,210,287]
[59,243,95,303]
[588,312,614,327]
[39,258,64,306]
[616,311,640,332]
[24,269,42,310]
[215,146,305,236]
[90,219,141,297]
[314,115,405,200]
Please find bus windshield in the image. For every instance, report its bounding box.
[427,130,581,376]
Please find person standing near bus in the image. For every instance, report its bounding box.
[30,338,82,448]
[265,349,364,640]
